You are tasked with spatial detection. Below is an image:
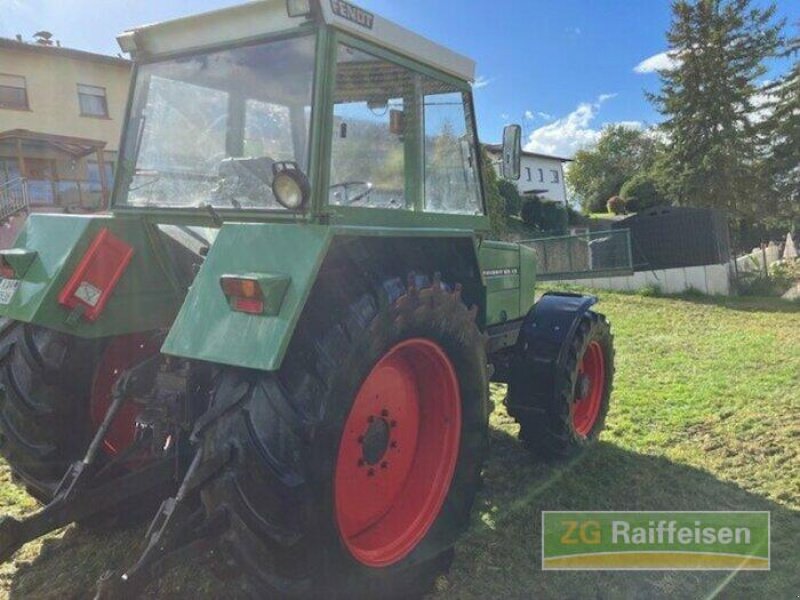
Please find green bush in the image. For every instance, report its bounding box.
[606,195,626,215]
[497,180,523,217]
[520,196,568,234]
[620,173,667,213]
[769,260,800,291]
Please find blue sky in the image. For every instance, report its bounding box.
[1,0,797,157]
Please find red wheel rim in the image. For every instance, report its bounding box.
[334,338,461,568]
[90,334,160,456]
[572,341,606,437]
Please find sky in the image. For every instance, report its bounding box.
[1,0,797,158]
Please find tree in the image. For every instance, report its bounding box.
[567,125,661,213]
[497,180,523,217]
[620,172,669,212]
[760,30,800,232]
[650,0,783,226]
[481,146,506,239]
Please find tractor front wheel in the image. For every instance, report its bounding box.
[510,311,614,460]
[199,273,489,598]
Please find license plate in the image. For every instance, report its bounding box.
[0,278,20,305]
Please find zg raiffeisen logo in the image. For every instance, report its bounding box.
[541,512,770,570]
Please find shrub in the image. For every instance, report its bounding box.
[768,260,800,292]
[497,180,523,217]
[520,196,568,234]
[606,195,626,215]
[521,196,543,227]
[620,173,667,213]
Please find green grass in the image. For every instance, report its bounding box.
[1,292,799,599]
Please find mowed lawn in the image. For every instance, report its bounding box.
[1,291,798,599]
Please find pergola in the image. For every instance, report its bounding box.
[0,129,110,209]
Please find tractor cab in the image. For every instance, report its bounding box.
[114,0,489,228]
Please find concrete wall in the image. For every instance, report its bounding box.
[0,46,130,151]
[549,263,733,296]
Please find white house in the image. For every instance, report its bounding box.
[484,144,571,204]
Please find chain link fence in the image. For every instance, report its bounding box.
[519,229,633,281]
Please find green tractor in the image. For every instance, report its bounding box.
[0,1,614,596]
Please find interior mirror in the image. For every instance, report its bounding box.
[502,124,522,181]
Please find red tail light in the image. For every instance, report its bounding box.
[220,276,265,315]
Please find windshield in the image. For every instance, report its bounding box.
[119,35,316,210]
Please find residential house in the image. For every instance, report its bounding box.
[484,144,571,204]
[0,34,130,218]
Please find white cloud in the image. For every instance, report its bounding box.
[634,50,680,74]
[524,110,535,121]
[524,93,626,157]
[473,75,493,89]
[537,111,553,121]
[501,113,510,121]
[750,80,775,124]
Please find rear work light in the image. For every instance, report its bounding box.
[220,274,291,316]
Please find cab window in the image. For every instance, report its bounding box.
[422,80,482,215]
[329,45,416,209]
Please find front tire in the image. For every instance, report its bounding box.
[508,311,614,460]
[200,273,489,598]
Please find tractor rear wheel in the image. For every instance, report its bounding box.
[0,323,99,501]
[199,273,489,598]
[510,311,614,460]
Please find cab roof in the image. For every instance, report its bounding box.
[117,0,476,82]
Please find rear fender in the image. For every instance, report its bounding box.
[0,214,185,338]
[162,226,483,372]
[161,223,333,372]
[506,292,597,416]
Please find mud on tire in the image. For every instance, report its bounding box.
[199,270,490,599]
[0,323,98,501]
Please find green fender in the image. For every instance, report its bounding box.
[0,213,184,338]
[162,224,482,372]
[161,222,334,371]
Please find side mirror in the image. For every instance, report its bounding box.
[502,124,522,181]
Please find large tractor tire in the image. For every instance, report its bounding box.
[199,271,489,598]
[509,311,614,460]
[0,323,99,501]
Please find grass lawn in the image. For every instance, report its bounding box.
[1,291,798,599]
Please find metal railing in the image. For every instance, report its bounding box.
[0,178,29,221]
[519,229,633,281]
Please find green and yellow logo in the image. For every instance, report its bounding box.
[542,512,770,570]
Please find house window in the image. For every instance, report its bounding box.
[78,84,109,117]
[0,74,29,110]
[551,169,560,183]
[525,167,532,181]
[538,168,544,182]
[86,161,114,192]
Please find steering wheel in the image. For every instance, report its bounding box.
[330,181,373,205]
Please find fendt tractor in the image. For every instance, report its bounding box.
[0,1,614,597]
